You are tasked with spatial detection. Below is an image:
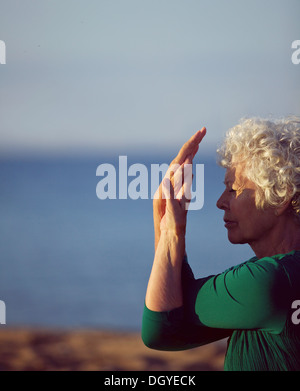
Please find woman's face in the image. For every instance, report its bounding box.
[216,165,277,247]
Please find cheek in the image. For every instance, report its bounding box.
[234,201,274,235]
[230,194,260,228]
[231,197,255,218]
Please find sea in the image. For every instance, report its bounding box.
[0,152,254,331]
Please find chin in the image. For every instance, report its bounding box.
[227,233,247,245]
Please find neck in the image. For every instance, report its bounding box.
[249,214,300,259]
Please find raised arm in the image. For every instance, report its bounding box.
[145,128,206,312]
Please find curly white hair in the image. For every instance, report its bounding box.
[217,116,300,220]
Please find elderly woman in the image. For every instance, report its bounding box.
[141,117,300,371]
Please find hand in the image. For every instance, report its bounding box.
[159,155,192,235]
[153,127,206,249]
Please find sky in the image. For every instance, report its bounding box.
[0,0,299,157]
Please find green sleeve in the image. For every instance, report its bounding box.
[141,303,231,351]
[195,258,290,334]
[141,258,232,351]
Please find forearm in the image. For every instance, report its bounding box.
[145,230,185,312]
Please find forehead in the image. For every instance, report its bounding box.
[224,167,235,183]
[224,166,240,183]
[224,165,255,189]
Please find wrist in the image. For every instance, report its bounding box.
[159,230,186,260]
[160,227,186,238]
[160,220,186,237]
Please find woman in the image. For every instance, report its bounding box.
[141,117,300,371]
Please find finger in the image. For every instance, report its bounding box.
[175,127,206,164]
[190,144,199,160]
[162,177,172,200]
[168,153,193,195]
[183,163,193,201]
[172,158,193,201]
[176,163,193,211]
[173,164,184,198]
[162,177,178,215]
[164,160,183,193]
[184,154,193,165]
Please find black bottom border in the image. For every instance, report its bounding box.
[0,370,295,388]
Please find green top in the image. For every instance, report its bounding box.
[141,250,300,371]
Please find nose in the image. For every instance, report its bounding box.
[216,190,228,210]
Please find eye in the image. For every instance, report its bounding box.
[229,189,236,193]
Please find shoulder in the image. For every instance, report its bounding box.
[214,252,300,310]
[226,253,294,282]
[206,254,294,303]
[195,254,292,331]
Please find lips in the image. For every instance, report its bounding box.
[224,219,237,228]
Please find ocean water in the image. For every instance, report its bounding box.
[0,153,254,331]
